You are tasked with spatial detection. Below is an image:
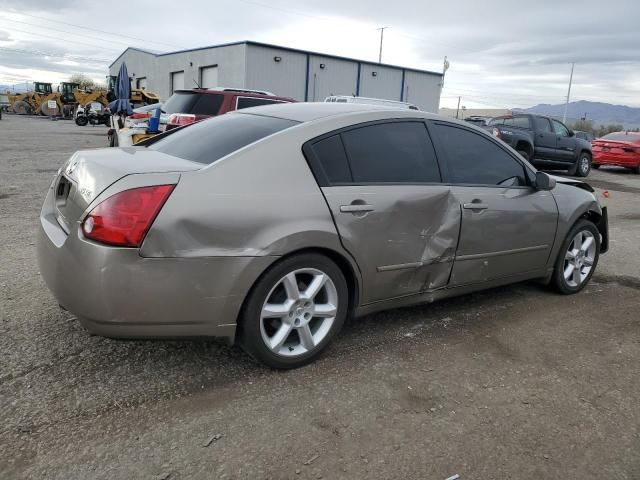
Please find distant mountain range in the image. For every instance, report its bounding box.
[518,100,640,128]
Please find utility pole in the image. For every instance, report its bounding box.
[455,96,461,119]
[563,62,575,124]
[377,27,388,63]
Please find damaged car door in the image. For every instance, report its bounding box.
[304,120,461,304]
[429,121,558,285]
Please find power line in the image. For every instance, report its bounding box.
[8,10,183,50]
[1,25,123,53]
[0,46,110,64]
[3,17,157,51]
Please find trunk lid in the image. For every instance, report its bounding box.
[53,147,201,232]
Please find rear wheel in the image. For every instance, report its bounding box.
[239,254,348,369]
[551,219,600,294]
[575,152,592,177]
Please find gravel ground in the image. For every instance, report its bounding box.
[1,115,639,480]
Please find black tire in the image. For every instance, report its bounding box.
[592,164,600,169]
[75,115,88,126]
[551,219,600,295]
[238,253,349,369]
[575,152,592,177]
[108,132,118,147]
[517,150,530,161]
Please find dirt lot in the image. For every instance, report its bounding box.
[1,114,639,480]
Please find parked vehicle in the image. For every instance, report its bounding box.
[163,87,294,130]
[464,115,491,126]
[485,114,593,177]
[592,131,640,173]
[324,95,418,110]
[38,103,608,368]
[75,102,110,126]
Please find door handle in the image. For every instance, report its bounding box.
[463,202,488,210]
[340,204,374,213]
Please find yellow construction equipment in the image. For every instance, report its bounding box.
[106,75,160,107]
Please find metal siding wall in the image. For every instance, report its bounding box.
[403,70,442,113]
[245,45,307,100]
[307,56,358,102]
[109,50,159,96]
[358,64,402,101]
[156,44,247,100]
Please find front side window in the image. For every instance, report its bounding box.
[340,122,441,183]
[552,120,570,137]
[432,123,527,186]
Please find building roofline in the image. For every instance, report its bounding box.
[108,46,158,68]
[110,40,443,77]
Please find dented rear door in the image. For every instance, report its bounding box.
[305,120,460,305]
[322,185,460,304]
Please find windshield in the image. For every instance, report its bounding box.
[162,92,223,116]
[149,113,299,164]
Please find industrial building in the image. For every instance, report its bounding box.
[109,41,444,112]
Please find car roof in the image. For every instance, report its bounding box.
[235,102,436,122]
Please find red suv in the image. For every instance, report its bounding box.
[162,88,294,130]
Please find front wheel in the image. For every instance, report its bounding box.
[575,152,592,177]
[239,254,348,369]
[75,115,88,126]
[551,219,600,294]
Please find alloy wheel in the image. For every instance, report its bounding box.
[580,156,590,175]
[563,230,596,287]
[260,268,338,357]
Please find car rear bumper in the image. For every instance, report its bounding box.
[593,152,640,168]
[37,188,275,340]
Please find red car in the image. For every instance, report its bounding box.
[592,131,640,173]
[162,88,294,130]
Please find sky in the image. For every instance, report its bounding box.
[1,0,639,109]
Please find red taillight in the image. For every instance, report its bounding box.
[492,127,501,138]
[168,113,196,127]
[81,185,175,247]
[129,112,151,119]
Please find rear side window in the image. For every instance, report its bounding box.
[162,92,223,116]
[236,97,286,109]
[309,135,352,184]
[432,123,527,186]
[340,122,441,183]
[503,116,530,128]
[149,113,299,164]
[534,116,552,132]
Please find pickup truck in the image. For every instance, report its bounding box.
[484,114,593,177]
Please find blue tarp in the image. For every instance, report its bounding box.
[108,63,132,115]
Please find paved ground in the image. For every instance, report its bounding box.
[1,114,639,480]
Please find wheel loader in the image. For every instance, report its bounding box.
[106,75,160,107]
[11,82,56,115]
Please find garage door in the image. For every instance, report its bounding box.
[136,77,147,89]
[171,71,184,92]
[200,66,218,88]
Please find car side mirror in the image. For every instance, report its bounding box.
[535,171,556,191]
[568,129,575,137]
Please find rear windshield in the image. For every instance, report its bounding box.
[601,132,640,142]
[148,113,299,164]
[162,92,223,116]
